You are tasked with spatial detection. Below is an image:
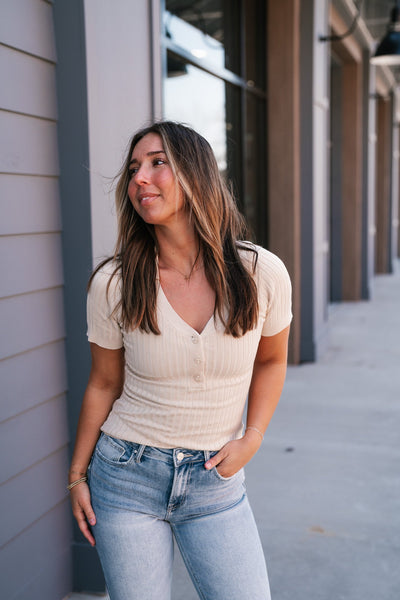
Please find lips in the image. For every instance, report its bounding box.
[136,192,159,206]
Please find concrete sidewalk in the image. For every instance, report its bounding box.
[243,266,400,600]
[68,265,400,600]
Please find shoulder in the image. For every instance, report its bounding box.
[90,259,121,285]
[237,244,292,335]
[86,260,123,347]
[237,242,290,283]
[89,259,122,304]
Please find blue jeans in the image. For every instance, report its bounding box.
[89,433,271,600]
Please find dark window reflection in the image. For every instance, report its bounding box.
[244,0,266,90]
[245,93,267,245]
[165,0,241,76]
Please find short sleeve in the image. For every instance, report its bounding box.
[257,248,293,337]
[87,263,123,349]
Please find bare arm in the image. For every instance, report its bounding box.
[205,326,290,477]
[68,343,124,545]
[245,325,290,439]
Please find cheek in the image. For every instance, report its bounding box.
[155,164,177,187]
[127,192,140,214]
[158,173,182,202]
[127,181,137,202]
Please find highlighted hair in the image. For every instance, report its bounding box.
[90,121,259,337]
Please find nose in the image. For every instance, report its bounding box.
[133,164,150,186]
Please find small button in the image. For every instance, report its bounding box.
[191,335,199,344]
[194,374,202,382]
[177,452,185,461]
[194,357,202,364]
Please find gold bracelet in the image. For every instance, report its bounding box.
[245,426,264,441]
[67,476,88,491]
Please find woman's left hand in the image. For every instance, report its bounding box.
[204,430,262,478]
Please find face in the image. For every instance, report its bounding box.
[127,133,185,227]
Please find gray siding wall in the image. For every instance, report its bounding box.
[54,1,155,589]
[0,1,72,598]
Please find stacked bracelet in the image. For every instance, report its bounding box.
[67,476,88,491]
[245,426,264,441]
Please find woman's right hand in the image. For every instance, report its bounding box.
[69,482,97,546]
[67,344,124,547]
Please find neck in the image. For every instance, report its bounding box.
[155,223,200,272]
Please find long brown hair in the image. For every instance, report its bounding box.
[90,121,259,337]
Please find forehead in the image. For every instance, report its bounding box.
[131,132,164,160]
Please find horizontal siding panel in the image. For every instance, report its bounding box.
[0,287,65,360]
[12,547,72,600]
[0,341,67,421]
[0,395,69,484]
[0,0,56,62]
[0,111,59,175]
[0,233,64,297]
[0,45,57,119]
[0,174,61,235]
[0,501,72,600]
[0,446,69,547]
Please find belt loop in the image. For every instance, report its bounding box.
[203,450,211,462]
[135,444,146,463]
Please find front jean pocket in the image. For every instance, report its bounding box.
[95,433,137,466]
[213,466,243,482]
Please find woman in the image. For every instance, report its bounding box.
[68,121,292,600]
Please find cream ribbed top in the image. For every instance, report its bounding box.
[87,245,292,450]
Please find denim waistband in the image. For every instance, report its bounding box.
[139,446,214,467]
[102,434,215,467]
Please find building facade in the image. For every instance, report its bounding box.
[1,0,399,597]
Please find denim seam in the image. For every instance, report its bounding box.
[95,434,138,466]
[94,449,136,467]
[169,489,247,523]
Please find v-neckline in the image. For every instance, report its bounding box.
[157,283,214,336]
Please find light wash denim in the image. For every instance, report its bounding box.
[89,433,271,600]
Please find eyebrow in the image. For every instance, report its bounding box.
[129,150,165,165]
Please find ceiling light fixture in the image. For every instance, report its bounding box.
[371,1,400,66]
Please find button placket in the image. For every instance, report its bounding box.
[189,333,205,387]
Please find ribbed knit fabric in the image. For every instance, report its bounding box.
[87,245,292,450]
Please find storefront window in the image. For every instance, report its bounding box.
[164,0,240,75]
[164,62,228,173]
[162,0,267,244]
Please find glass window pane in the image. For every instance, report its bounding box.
[162,1,268,246]
[225,82,243,206]
[164,56,228,173]
[164,56,244,208]
[164,0,241,76]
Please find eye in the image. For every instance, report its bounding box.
[153,158,166,167]
[128,167,138,179]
